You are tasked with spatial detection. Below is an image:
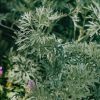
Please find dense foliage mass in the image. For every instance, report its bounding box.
[0,0,100,100]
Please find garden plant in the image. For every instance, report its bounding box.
[0,0,100,100]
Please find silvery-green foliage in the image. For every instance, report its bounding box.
[57,64,97,99]
[8,54,37,84]
[37,43,99,100]
[15,6,65,79]
[8,1,100,100]
[9,6,63,83]
[16,6,62,56]
[85,1,100,38]
[8,42,100,100]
